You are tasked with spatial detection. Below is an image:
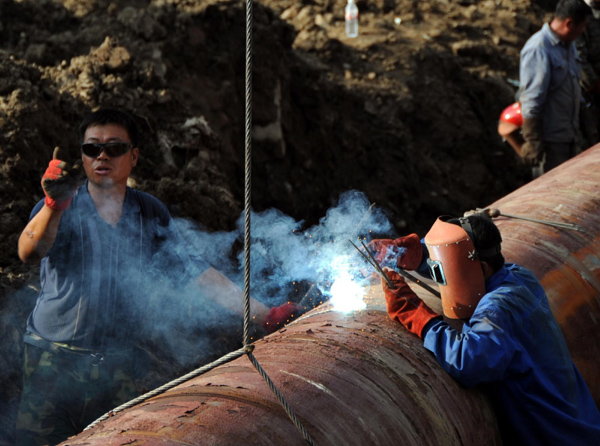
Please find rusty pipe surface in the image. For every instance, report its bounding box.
[487,144,600,403]
[60,288,500,446]
[59,146,600,445]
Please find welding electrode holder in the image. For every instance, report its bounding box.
[349,239,441,298]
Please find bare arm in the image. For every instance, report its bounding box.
[195,266,270,322]
[18,205,64,265]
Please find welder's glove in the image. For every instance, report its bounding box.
[41,147,84,211]
[520,117,544,167]
[262,302,304,334]
[383,270,441,338]
[367,233,423,270]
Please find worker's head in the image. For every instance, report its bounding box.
[78,109,140,148]
[424,215,504,319]
[78,109,140,189]
[553,0,592,42]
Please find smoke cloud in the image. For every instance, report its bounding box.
[179,189,395,307]
[2,190,396,443]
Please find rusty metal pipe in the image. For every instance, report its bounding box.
[60,297,500,446]
[59,146,600,445]
[487,144,600,403]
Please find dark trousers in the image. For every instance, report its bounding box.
[544,142,577,173]
[16,344,137,446]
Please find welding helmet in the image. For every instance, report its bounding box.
[424,216,501,319]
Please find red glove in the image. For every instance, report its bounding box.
[262,302,303,334]
[41,148,83,211]
[382,270,441,338]
[367,233,423,270]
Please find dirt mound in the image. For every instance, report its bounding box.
[0,0,552,443]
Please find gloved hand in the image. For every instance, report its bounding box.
[520,117,544,166]
[367,233,423,270]
[41,147,83,211]
[262,302,304,334]
[382,270,441,338]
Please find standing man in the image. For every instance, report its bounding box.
[369,214,600,444]
[576,0,600,148]
[16,109,269,446]
[519,0,592,174]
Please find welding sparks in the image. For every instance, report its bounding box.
[328,257,367,313]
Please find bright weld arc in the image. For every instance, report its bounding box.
[329,267,367,313]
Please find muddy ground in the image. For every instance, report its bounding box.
[0,0,554,443]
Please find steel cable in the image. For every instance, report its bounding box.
[242,0,253,349]
[248,352,318,446]
[84,347,247,430]
[86,2,318,444]
[241,1,317,444]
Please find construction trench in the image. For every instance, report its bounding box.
[54,146,600,446]
[0,1,597,444]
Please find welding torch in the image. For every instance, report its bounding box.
[349,239,441,299]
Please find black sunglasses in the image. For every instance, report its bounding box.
[81,142,132,158]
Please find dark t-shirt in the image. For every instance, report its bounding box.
[26,183,208,351]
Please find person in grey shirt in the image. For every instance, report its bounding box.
[518,0,591,175]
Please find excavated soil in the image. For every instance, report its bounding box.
[0,0,554,443]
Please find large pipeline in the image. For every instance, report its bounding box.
[59,146,600,445]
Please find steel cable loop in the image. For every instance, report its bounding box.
[86,2,317,443]
[248,352,318,446]
[241,2,317,445]
[84,347,247,430]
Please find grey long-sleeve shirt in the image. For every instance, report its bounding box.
[519,23,581,143]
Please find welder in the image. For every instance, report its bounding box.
[369,214,600,445]
[15,109,269,446]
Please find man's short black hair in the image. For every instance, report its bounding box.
[448,214,505,272]
[555,0,592,24]
[78,109,140,148]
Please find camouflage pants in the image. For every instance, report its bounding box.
[16,343,137,446]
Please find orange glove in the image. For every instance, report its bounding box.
[367,233,423,270]
[382,270,441,338]
[41,147,83,210]
[262,302,304,334]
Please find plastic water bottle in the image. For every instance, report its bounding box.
[345,0,359,38]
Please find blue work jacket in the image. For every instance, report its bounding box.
[423,264,600,445]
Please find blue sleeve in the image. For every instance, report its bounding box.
[136,190,209,286]
[29,199,45,220]
[150,217,210,287]
[519,45,551,119]
[422,312,517,388]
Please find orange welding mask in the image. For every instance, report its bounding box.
[424,216,488,319]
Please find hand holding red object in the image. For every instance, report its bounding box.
[382,270,441,338]
[367,233,423,270]
[262,302,303,334]
[41,147,83,211]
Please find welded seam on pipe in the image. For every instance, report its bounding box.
[248,352,317,446]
